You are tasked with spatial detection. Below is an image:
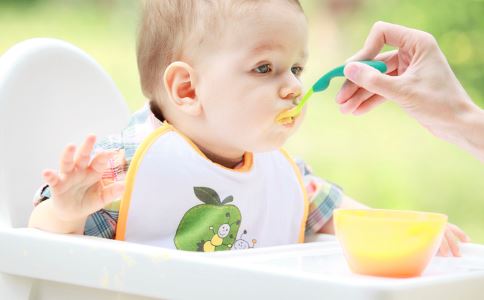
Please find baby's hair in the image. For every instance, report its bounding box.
[137,0,303,122]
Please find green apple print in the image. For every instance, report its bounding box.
[174,186,242,252]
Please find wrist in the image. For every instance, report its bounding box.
[29,199,87,234]
[454,102,484,161]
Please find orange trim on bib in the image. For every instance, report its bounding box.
[115,125,173,240]
[115,122,254,240]
[279,148,309,243]
[169,124,254,173]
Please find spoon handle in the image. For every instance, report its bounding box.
[313,60,387,92]
[276,61,387,123]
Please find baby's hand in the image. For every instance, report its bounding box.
[437,223,470,257]
[41,135,125,222]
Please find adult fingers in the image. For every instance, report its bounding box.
[375,50,399,73]
[346,21,415,62]
[352,94,387,115]
[337,51,398,105]
[438,236,450,257]
[336,80,359,104]
[344,62,401,101]
[448,224,471,242]
[445,229,461,257]
[340,88,375,114]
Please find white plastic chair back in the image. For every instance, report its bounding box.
[0,38,130,228]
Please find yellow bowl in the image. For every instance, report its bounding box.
[334,209,447,278]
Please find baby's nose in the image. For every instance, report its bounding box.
[280,77,303,102]
[281,87,302,102]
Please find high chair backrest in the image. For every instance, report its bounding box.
[0,38,130,228]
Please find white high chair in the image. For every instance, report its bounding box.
[1,38,484,300]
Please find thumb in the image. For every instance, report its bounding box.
[100,182,125,205]
[344,62,400,100]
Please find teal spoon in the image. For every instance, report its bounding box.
[277,60,387,123]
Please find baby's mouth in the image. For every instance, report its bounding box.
[280,114,296,126]
[285,118,296,126]
[277,98,300,125]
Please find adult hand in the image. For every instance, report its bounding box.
[337,21,484,161]
[438,223,470,257]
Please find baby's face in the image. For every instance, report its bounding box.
[194,1,308,153]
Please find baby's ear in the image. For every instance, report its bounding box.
[163,61,201,116]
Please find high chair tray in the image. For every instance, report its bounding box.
[1,228,483,300]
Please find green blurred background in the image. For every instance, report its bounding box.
[1,0,483,242]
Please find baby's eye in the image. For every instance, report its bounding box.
[254,64,272,74]
[291,66,304,76]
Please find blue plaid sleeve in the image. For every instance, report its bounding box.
[305,182,343,233]
[84,209,119,239]
[34,187,120,239]
[294,158,344,234]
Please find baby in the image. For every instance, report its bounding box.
[29,0,468,254]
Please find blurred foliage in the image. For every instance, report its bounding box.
[0,0,39,5]
[349,0,484,106]
[0,0,483,242]
[300,0,484,106]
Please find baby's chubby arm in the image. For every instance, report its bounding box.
[317,195,368,235]
[28,135,125,234]
[318,195,470,257]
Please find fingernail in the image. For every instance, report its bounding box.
[345,63,360,81]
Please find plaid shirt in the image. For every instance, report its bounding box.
[34,105,343,240]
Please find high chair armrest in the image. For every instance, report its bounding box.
[1,228,484,300]
[0,228,226,299]
[0,228,349,300]
[305,233,337,243]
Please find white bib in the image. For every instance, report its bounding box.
[116,124,308,251]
